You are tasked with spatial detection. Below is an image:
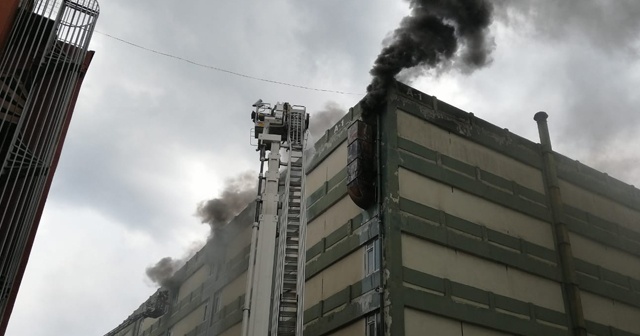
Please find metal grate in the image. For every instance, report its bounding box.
[0,0,99,324]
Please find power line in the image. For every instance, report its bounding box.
[94,31,364,96]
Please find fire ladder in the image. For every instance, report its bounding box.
[243,102,307,336]
[271,105,307,336]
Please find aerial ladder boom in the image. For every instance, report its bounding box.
[103,289,169,336]
[243,100,308,336]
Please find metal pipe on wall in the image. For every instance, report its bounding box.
[534,111,587,336]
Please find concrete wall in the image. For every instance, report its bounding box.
[303,113,383,336]
[226,225,252,263]
[393,93,640,336]
[560,180,640,234]
[219,323,241,336]
[398,167,554,249]
[570,232,640,279]
[405,309,513,336]
[178,265,209,301]
[221,271,246,307]
[171,303,206,336]
[305,139,364,312]
[305,248,365,310]
[402,233,564,312]
[561,180,640,335]
[305,190,367,311]
[307,141,348,195]
[327,319,364,336]
[396,108,567,333]
[139,317,158,334]
[397,111,545,194]
[307,196,362,248]
[581,291,640,334]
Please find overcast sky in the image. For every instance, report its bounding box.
[6,1,640,335]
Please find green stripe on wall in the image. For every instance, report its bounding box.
[402,267,568,335]
[393,81,640,214]
[304,271,381,323]
[306,218,379,280]
[306,179,347,223]
[304,292,380,336]
[398,144,551,222]
[399,197,640,310]
[398,137,640,258]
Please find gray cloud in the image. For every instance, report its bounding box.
[495,0,640,52]
[490,0,640,183]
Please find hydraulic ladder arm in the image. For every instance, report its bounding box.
[243,101,308,336]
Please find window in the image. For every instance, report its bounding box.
[366,314,378,336]
[203,303,208,322]
[364,239,379,276]
[211,290,222,321]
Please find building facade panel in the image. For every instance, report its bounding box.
[560,180,640,234]
[171,303,206,336]
[323,143,348,182]
[326,318,364,336]
[218,322,241,336]
[405,309,516,336]
[304,273,323,310]
[405,308,460,336]
[323,196,361,238]
[307,213,326,249]
[306,165,327,199]
[178,266,209,302]
[463,323,514,336]
[225,225,252,263]
[397,110,545,194]
[398,168,555,249]
[307,195,361,252]
[306,141,347,196]
[401,234,564,312]
[581,291,640,334]
[220,271,246,308]
[570,232,640,279]
[320,249,364,301]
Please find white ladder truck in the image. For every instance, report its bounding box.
[243,100,309,336]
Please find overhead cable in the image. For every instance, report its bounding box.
[95,31,363,96]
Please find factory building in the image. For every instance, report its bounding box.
[108,81,640,336]
[0,0,99,332]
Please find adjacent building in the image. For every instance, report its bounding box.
[0,0,99,332]
[107,81,640,336]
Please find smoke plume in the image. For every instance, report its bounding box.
[305,102,347,168]
[308,102,346,144]
[145,257,184,288]
[196,171,258,232]
[364,0,494,110]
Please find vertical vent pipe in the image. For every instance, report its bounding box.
[534,112,587,336]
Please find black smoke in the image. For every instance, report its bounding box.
[196,171,258,232]
[364,0,494,110]
[146,172,258,288]
[145,257,184,288]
